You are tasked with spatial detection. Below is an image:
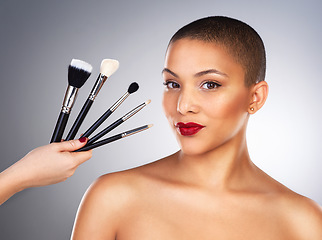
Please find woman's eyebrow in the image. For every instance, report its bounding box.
[194,69,228,78]
[162,68,178,78]
[162,68,228,78]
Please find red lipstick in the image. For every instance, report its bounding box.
[175,122,205,136]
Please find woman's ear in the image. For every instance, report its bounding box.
[248,81,269,114]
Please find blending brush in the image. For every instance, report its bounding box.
[75,124,153,152]
[81,82,139,138]
[87,99,151,145]
[50,59,92,143]
[65,59,119,141]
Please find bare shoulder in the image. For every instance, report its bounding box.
[263,174,322,239]
[78,158,166,210]
[279,189,322,238]
[92,154,173,193]
[72,156,172,239]
[71,171,135,239]
[249,166,322,238]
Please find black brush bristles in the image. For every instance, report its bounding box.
[68,59,92,88]
[80,82,140,139]
[128,82,139,94]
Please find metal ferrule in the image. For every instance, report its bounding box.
[88,74,108,101]
[122,102,146,122]
[122,125,149,138]
[62,85,78,114]
[110,92,130,112]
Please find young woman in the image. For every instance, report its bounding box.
[71,16,322,239]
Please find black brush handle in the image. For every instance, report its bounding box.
[50,112,69,143]
[82,109,113,138]
[65,99,93,141]
[87,118,123,145]
[74,134,122,152]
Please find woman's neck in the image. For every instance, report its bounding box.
[173,130,256,190]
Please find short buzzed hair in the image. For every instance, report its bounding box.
[169,16,266,86]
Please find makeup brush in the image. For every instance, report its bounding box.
[65,59,119,141]
[75,124,153,152]
[81,82,139,138]
[87,99,151,145]
[50,59,92,143]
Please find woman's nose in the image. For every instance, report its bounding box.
[177,88,199,115]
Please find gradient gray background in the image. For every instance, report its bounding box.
[0,0,321,239]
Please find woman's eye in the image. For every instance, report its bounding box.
[163,81,180,89]
[201,81,221,89]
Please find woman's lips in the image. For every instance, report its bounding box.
[175,122,205,136]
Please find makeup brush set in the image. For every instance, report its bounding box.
[50,59,152,151]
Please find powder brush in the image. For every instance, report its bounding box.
[50,59,92,143]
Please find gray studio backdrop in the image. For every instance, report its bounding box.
[0,0,321,239]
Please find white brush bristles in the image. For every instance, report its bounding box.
[70,59,93,73]
[100,59,119,77]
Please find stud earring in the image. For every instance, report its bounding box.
[250,107,254,111]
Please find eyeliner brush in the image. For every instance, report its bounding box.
[65,59,119,141]
[50,59,92,143]
[87,99,151,145]
[81,82,139,138]
[75,124,153,152]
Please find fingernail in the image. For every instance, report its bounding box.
[79,137,87,143]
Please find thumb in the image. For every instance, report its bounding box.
[57,137,88,152]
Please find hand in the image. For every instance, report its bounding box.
[0,138,92,205]
[16,138,92,188]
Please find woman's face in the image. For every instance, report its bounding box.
[162,38,252,156]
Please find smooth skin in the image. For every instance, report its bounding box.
[0,138,92,205]
[72,39,322,240]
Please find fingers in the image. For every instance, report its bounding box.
[69,137,93,165]
[73,150,93,165]
[50,137,93,170]
[54,137,88,152]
